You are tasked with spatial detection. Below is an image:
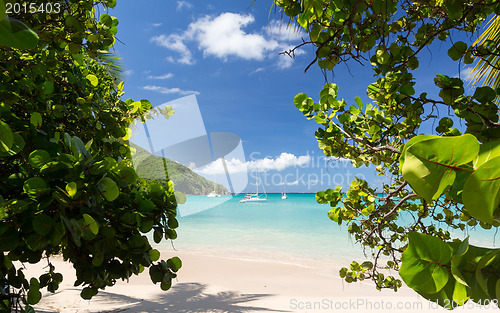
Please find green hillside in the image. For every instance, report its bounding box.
[130,143,230,195]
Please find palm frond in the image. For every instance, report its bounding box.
[96,50,126,82]
[467,15,500,89]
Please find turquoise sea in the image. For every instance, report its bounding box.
[161,193,500,266]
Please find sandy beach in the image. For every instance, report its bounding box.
[22,250,496,313]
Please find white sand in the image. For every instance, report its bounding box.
[24,250,497,313]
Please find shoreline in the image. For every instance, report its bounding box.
[28,249,499,313]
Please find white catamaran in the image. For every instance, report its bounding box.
[239,176,268,203]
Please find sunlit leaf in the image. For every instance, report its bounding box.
[86,74,98,87]
[400,232,452,294]
[0,120,13,153]
[98,177,119,201]
[401,135,479,201]
[0,17,39,49]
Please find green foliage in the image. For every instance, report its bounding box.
[0,0,181,310]
[281,0,500,308]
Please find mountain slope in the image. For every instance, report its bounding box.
[130,142,230,195]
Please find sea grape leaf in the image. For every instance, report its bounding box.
[41,81,54,95]
[0,228,19,251]
[0,120,13,153]
[23,177,49,198]
[166,256,182,272]
[473,140,500,169]
[27,278,41,305]
[33,214,54,236]
[401,134,479,201]
[30,112,42,127]
[149,249,160,262]
[71,136,91,159]
[445,170,471,203]
[92,252,104,267]
[66,182,77,198]
[118,167,136,184]
[80,287,97,300]
[28,150,51,168]
[399,135,439,171]
[474,250,499,294]
[463,156,500,223]
[98,177,119,201]
[399,232,452,294]
[83,214,99,235]
[0,0,6,20]
[0,133,25,157]
[86,74,98,87]
[0,17,39,50]
[24,305,35,313]
[418,275,469,309]
[448,41,467,61]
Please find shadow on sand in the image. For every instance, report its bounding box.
[36,282,289,313]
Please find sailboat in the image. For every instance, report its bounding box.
[239,176,268,203]
[281,192,287,199]
[207,173,221,197]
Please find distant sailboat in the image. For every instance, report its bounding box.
[281,180,287,199]
[240,175,268,203]
[207,172,221,197]
[207,191,220,197]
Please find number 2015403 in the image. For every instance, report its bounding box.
[5,2,61,14]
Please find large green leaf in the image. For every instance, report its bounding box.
[475,250,499,294]
[0,0,6,20]
[399,134,440,171]
[0,17,39,50]
[401,134,479,201]
[71,136,91,159]
[66,182,77,198]
[473,140,500,169]
[33,214,55,236]
[399,232,452,294]
[23,177,49,198]
[0,120,13,153]
[166,256,182,272]
[0,133,25,157]
[86,74,98,87]
[83,214,99,235]
[98,177,119,201]
[463,156,500,223]
[28,150,51,168]
[418,275,469,309]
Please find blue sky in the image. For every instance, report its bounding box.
[112,0,476,193]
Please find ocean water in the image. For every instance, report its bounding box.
[159,193,500,266]
[167,194,368,265]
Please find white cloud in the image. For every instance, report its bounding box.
[147,73,174,80]
[151,13,304,69]
[459,66,474,82]
[186,13,279,61]
[151,34,195,65]
[177,1,193,11]
[143,85,200,96]
[288,180,300,186]
[124,69,134,76]
[266,20,305,42]
[276,44,306,69]
[152,23,162,27]
[196,153,311,175]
